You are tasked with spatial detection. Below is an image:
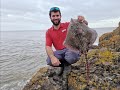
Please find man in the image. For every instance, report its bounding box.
[45,7,88,89]
[46,7,88,67]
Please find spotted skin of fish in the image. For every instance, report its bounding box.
[64,18,98,53]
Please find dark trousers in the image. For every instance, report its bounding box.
[46,48,80,66]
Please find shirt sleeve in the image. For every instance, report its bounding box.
[66,22,70,25]
[46,31,52,47]
[65,22,70,28]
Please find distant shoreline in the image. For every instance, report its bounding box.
[1,27,116,32]
[1,30,46,32]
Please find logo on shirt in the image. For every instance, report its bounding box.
[62,29,66,32]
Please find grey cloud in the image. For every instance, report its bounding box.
[1,0,120,31]
[41,0,120,22]
[1,0,38,13]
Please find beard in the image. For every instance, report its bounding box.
[51,19,61,26]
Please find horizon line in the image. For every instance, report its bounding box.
[1,26,117,32]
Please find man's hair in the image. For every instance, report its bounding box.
[49,7,61,17]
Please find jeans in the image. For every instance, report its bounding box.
[46,48,80,66]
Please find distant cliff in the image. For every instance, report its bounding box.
[23,22,120,90]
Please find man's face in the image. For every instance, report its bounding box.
[50,11,61,26]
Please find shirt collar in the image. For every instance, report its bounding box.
[52,23,63,30]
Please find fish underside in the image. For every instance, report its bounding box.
[64,18,98,53]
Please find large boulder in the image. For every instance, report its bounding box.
[23,49,120,90]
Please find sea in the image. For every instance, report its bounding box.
[0,27,116,90]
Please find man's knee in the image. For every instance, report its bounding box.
[65,50,80,64]
[65,56,80,64]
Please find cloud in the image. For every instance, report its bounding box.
[1,0,120,31]
[89,17,120,28]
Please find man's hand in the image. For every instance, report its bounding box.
[51,56,61,66]
[78,16,85,22]
[78,16,88,25]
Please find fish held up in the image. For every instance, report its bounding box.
[64,18,98,54]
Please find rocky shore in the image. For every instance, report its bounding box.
[23,22,120,90]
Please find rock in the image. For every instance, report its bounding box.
[23,48,120,90]
[47,66,64,77]
[99,23,120,51]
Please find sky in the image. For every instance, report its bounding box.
[1,0,120,31]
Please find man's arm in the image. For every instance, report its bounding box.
[46,46,54,59]
[45,31,55,60]
[46,46,61,66]
[46,31,60,66]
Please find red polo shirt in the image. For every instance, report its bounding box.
[46,22,69,50]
